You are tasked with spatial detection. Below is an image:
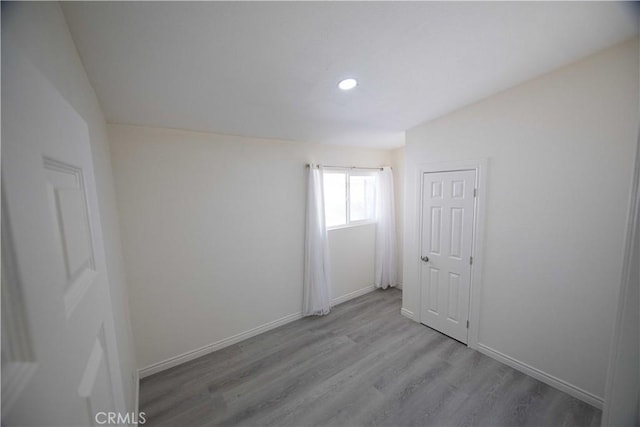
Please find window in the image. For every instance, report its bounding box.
[323,169,376,228]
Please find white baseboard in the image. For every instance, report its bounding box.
[138,285,377,379]
[139,310,303,378]
[401,307,416,321]
[331,285,376,306]
[477,343,603,409]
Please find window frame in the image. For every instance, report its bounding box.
[323,167,378,230]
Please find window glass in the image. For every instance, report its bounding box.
[349,174,376,222]
[323,169,377,228]
[323,172,347,227]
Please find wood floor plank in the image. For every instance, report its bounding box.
[139,288,601,426]
[254,320,435,426]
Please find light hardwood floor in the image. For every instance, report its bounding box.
[139,289,601,426]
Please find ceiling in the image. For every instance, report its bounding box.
[62,2,638,149]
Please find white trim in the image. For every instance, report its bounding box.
[400,307,416,321]
[327,220,376,232]
[138,310,304,378]
[414,159,487,350]
[331,285,376,306]
[477,343,603,409]
[138,285,378,378]
[602,132,640,425]
[134,370,140,415]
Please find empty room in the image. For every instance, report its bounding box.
[2,1,639,426]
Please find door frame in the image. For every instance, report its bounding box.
[414,159,487,349]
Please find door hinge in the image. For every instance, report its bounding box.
[466,320,469,329]
[473,188,477,197]
[470,256,473,265]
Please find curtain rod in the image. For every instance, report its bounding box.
[306,164,389,171]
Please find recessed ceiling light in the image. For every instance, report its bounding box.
[338,78,358,91]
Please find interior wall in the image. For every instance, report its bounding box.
[108,124,393,370]
[328,223,377,301]
[403,38,639,402]
[1,2,137,411]
[391,147,406,287]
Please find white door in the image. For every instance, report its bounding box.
[2,47,126,424]
[420,170,476,343]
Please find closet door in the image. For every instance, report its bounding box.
[420,170,476,344]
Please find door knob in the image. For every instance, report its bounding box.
[421,256,429,262]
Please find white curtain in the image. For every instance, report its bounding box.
[375,166,398,289]
[303,164,332,316]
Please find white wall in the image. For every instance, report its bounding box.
[328,223,377,301]
[391,147,405,287]
[108,124,393,370]
[403,39,639,403]
[2,2,137,411]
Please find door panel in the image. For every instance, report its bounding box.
[420,170,476,343]
[430,207,442,254]
[447,272,460,321]
[2,47,125,425]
